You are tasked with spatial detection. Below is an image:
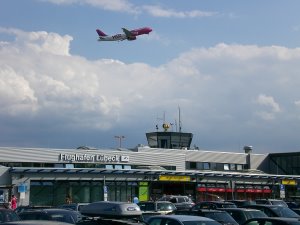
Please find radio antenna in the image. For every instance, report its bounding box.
[178,106,182,132]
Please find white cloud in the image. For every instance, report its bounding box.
[0,66,38,116]
[0,27,72,56]
[295,100,300,106]
[142,5,217,18]
[2,28,300,151]
[38,0,139,14]
[255,94,281,120]
[37,0,217,18]
[256,94,280,113]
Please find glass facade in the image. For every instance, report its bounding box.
[146,132,193,149]
[268,153,300,200]
[186,162,244,171]
[29,180,138,206]
[269,153,300,175]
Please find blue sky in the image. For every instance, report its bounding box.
[1,0,300,153]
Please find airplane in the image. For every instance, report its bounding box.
[96,27,152,42]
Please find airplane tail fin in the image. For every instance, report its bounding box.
[96,29,107,37]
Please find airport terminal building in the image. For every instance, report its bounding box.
[0,126,300,206]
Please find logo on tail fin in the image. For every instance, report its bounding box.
[96,29,107,37]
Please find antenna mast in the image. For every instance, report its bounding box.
[178,106,182,133]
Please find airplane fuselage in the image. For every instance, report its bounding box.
[98,33,127,41]
[96,27,152,42]
[130,27,152,35]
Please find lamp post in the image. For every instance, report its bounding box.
[114,135,125,148]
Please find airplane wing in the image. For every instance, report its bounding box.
[122,28,137,41]
[122,28,133,38]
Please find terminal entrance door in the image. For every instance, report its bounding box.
[163,183,184,195]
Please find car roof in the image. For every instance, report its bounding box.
[221,208,262,211]
[247,204,283,208]
[229,200,251,202]
[138,201,155,203]
[163,195,189,197]
[192,209,223,212]
[60,203,89,206]
[247,217,300,221]
[139,201,173,203]
[148,215,215,221]
[80,201,142,218]
[163,195,191,199]
[199,201,235,204]
[19,208,79,214]
[0,220,71,225]
[43,208,78,211]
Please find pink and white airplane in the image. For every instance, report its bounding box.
[96,27,152,42]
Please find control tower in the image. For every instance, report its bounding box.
[146,122,193,149]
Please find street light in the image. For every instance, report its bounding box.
[114,135,125,148]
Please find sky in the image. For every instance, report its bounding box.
[1,0,300,153]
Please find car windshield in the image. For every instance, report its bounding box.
[178,197,192,203]
[19,212,48,220]
[139,203,155,211]
[50,213,76,224]
[205,212,236,223]
[157,203,176,211]
[222,204,237,208]
[62,205,77,210]
[183,221,221,225]
[289,222,300,225]
[78,205,87,212]
[272,206,300,217]
[247,211,268,219]
[271,200,288,207]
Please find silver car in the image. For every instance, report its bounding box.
[158,196,195,210]
[138,201,176,214]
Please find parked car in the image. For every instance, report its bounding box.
[158,196,195,210]
[1,221,71,225]
[0,203,9,209]
[220,208,268,225]
[80,201,142,219]
[138,201,176,214]
[141,212,162,222]
[77,218,147,225]
[18,208,82,224]
[146,215,222,225]
[0,208,20,223]
[14,205,52,214]
[245,204,300,218]
[286,201,300,209]
[77,201,147,225]
[58,203,89,212]
[241,217,300,225]
[226,200,256,208]
[174,209,238,225]
[254,199,288,207]
[290,208,300,216]
[192,201,237,210]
